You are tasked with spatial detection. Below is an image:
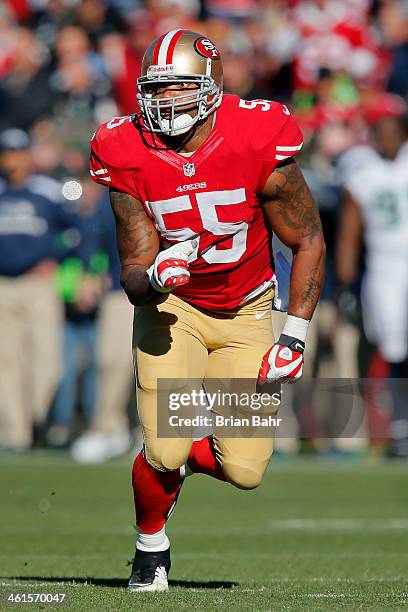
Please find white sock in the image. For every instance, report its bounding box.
[136,526,170,552]
[179,463,193,479]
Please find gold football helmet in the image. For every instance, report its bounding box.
[137,29,223,136]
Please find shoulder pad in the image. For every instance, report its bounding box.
[90,115,146,193]
[220,95,303,164]
[91,115,142,169]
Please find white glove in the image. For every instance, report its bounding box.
[147,239,198,293]
[258,335,305,384]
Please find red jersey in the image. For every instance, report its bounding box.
[90,94,303,310]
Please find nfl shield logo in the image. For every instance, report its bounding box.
[183,162,195,177]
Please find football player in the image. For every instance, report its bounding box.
[337,114,408,458]
[90,30,325,591]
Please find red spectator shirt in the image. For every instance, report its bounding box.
[90,94,303,310]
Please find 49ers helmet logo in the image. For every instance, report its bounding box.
[194,37,220,59]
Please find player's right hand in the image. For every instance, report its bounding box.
[147,239,198,293]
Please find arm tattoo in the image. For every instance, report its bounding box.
[109,188,155,262]
[109,188,159,305]
[264,162,323,244]
[301,267,322,306]
[262,161,326,320]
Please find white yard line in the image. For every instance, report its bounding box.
[265,518,408,531]
[2,518,408,537]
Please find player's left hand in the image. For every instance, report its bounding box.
[258,334,305,384]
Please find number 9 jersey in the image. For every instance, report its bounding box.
[90,94,303,311]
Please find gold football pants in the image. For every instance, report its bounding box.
[133,288,275,490]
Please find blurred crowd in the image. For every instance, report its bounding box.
[0,0,407,459]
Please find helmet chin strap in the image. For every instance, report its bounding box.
[161,113,196,136]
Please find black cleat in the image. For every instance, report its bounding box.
[128,547,171,592]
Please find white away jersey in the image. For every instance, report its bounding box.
[346,143,408,274]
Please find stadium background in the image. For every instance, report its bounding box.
[0,0,408,609]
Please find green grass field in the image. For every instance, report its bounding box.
[1,452,407,611]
